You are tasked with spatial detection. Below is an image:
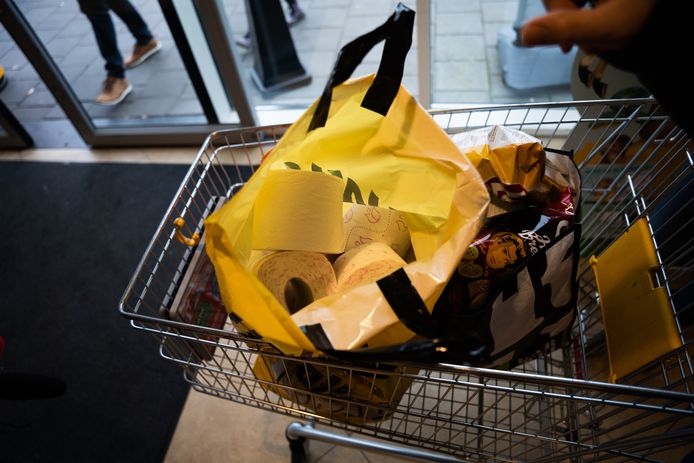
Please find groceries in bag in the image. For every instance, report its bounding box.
[429,125,581,367]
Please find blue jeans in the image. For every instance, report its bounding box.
[78,0,153,78]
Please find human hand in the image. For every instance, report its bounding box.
[521,0,657,54]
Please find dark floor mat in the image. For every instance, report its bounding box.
[0,161,192,462]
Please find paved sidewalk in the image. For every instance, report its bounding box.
[0,0,571,131]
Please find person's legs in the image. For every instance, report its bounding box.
[79,0,132,104]
[78,0,125,78]
[106,0,162,68]
[106,0,153,45]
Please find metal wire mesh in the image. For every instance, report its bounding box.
[120,99,694,462]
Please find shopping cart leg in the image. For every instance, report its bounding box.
[286,420,311,463]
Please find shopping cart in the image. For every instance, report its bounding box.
[120,98,694,463]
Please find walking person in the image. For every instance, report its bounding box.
[78,0,162,105]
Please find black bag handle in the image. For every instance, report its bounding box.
[307,3,415,132]
[300,268,492,364]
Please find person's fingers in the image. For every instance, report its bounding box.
[521,0,656,52]
[521,9,606,49]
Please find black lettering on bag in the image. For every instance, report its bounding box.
[368,191,379,206]
[282,162,380,207]
[343,178,379,206]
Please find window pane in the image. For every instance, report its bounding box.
[222,0,420,122]
[9,0,210,127]
[430,0,572,106]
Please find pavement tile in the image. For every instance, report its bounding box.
[486,45,502,75]
[122,95,179,118]
[56,17,93,38]
[0,41,15,58]
[435,12,484,35]
[3,62,40,82]
[18,87,55,107]
[71,72,106,102]
[435,0,482,13]
[302,7,352,29]
[22,6,58,25]
[349,0,395,18]
[141,80,188,100]
[45,35,84,60]
[0,78,36,105]
[340,16,387,45]
[44,104,67,120]
[301,50,339,78]
[59,45,101,68]
[151,19,174,40]
[2,49,30,71]
[58,64,91,83]
[434,60,489,92]
[155,48,187,72]
[490,75,546,100]
[433,90,492,105]
[435,35,486,61]
[11,105,51,121]
[168,98,204,117]
[291,28,342,52]
[35,11,79,31]
[310,0,352,7]
[482,0,519,23]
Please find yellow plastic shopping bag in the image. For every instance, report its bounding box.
[205,4,489,356]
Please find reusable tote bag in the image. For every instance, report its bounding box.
[204,4,489,356]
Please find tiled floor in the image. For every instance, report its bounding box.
[1,0,572,133]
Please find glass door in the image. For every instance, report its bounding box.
[0,0,254,146]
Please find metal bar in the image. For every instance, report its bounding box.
[0,0,94,143]
[286,421,470,463]
[416,0,430,108]
[436,363,694,405]
[158,0,218,123]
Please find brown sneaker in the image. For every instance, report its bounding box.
[125,38,162,69]
[95,76,132,105]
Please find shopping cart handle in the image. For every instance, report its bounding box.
[173,218,200,247]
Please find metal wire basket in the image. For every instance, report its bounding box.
[120,98,694,463]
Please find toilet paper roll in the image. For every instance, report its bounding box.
[333,242,407,292]
[252,251,338,314]
[252,169,345,253]
[342,204,411,258]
